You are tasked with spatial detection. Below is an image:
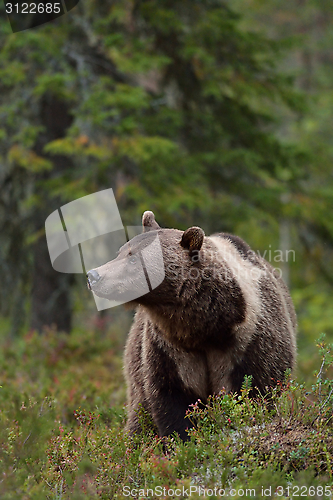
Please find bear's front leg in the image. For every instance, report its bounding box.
[145,338,201,441]
[124,321,154,436]
[149,385,198,441]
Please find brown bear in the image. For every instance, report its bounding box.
[87,211,297,441]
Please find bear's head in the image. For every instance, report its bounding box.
[86,211,205,307]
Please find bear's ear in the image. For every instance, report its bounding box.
[180,226,205,253]
[142,211,161,232]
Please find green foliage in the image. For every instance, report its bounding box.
[0,0,313,333]
[231,0,333,337]
[1,327,333,498]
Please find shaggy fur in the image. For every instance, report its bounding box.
[87,211,297,441]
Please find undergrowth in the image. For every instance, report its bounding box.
[0,329,333,499]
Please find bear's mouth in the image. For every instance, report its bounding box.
[88,280,124,300]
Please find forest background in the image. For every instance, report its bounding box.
[1,0,333,497]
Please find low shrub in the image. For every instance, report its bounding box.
[0,329,332,498]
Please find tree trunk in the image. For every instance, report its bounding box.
[30,94,74,333]
[31,235,73,332]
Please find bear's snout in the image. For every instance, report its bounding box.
[87,269,101,290]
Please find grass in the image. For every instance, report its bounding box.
[0,324,333,499]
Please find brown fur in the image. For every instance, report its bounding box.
[88,211,297,441]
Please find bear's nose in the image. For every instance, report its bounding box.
[87,269,101,286]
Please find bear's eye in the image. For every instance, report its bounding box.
[128,255,137,265]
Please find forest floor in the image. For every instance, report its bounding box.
[0,324,333,499]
